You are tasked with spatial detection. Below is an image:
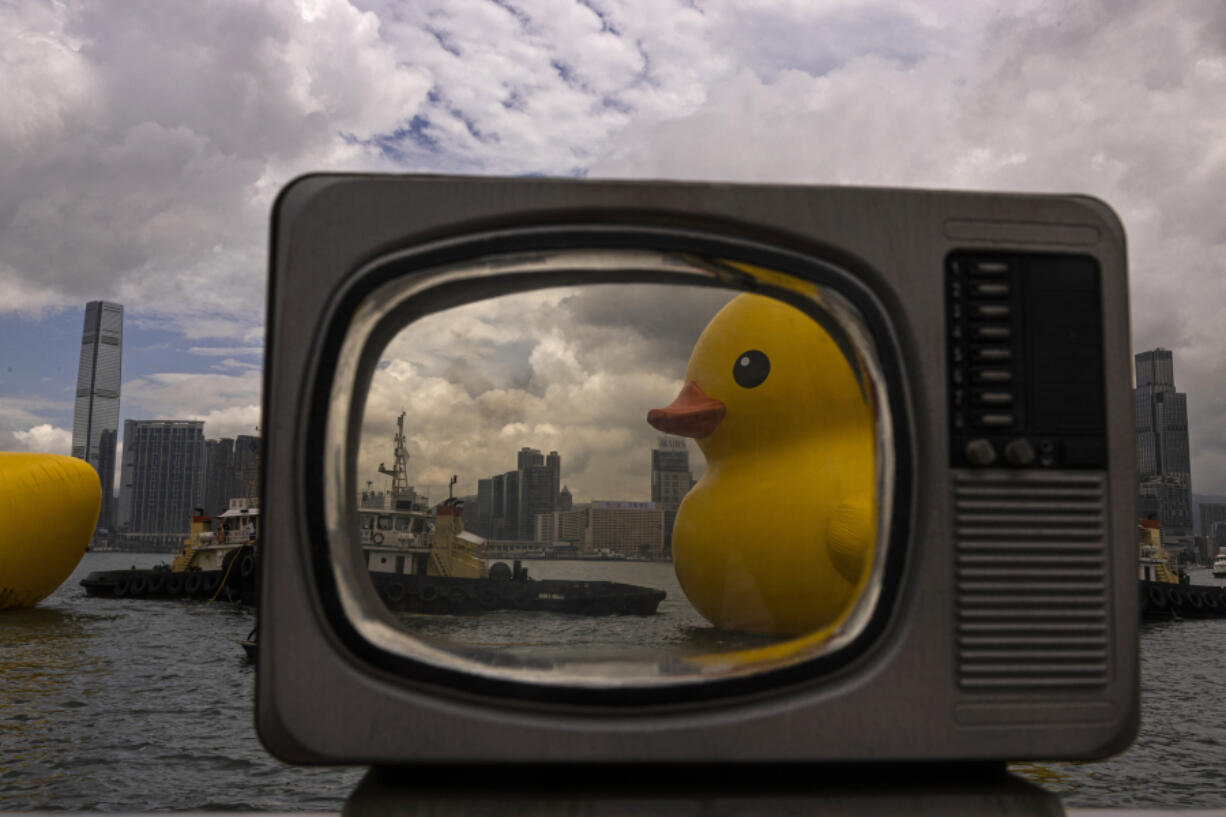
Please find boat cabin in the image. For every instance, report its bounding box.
[360,504,433,575]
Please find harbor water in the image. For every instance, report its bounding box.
[4,552,1226,811]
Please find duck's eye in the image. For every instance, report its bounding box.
[733,350,770,388]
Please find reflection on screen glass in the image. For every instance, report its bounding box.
[340,258,890,687]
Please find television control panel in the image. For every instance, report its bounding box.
[947,251,1108,470]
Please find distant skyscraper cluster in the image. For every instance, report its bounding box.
[462,439,694,560]
[71,301,123,540]
[69,300,261,550]
[1135,348,1193,538]
[470,447,563,540]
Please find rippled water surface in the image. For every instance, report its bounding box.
[4,554,1226,811]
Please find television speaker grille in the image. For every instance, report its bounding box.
[954,471,1110,692]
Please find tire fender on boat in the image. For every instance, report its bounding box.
[385,582,406,602]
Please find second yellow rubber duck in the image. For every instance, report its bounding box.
[648,292,877,637]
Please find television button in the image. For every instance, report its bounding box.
[953,388,965,407]
[976,392,1013,405]
[952,368,964,384]
[965,439,997,466]
[974,347,1011,362]
[973,304,1010,318]
[971,282,1010,297]
[1004,438,1037,466]
[975,369,1012,383]
[952,346,964,363]
[974,325,1011,340]
[973,261,1009,275]
[978,413,1015,427]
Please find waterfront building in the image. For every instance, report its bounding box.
[546,450,561,509]
[534,505,589,545]
[651,437,693,555]
[202,437,235,516]
[490,474,506,539]
[475,479,494,537]
[501,470,520,542]
[1199,502,1226,540]
[557,484,573,511]
[232,434,260,500]
[519,463,556,540]
[116,420,206,549]
[1135,349,1193,537]
[71,301,123,540]
[585,500,664,559]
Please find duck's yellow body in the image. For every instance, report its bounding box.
[649,293,876,637]
[0,453,100,610]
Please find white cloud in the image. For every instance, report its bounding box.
[123,370,262,439]
[189,346,263,357]
[13,423,72,455]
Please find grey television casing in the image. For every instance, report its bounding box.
[257,174,1137,765]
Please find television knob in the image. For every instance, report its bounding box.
[1004,438,1036,467]
[964,439,997,467]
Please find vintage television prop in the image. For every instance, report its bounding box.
[257,175,1137,771]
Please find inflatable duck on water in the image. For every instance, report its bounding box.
[0,453,100,610]
[648,292,876,638]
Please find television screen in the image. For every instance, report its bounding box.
[258,175,1136,765]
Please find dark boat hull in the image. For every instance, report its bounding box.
[81,563,666,616]
[1141,579,1226,620]
[368,572,666,616]
[80,565,256,605]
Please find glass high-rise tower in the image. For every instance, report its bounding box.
[1135,348,1193,537]
[71,301,123,537]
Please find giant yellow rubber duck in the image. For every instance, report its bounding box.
[648,292,877,638]
[0,453,100,610]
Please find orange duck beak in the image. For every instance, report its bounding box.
[647,381,726,439]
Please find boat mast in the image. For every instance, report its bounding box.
[377,411,410,500]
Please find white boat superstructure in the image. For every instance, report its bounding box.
[1212,548,1226,578]
[174,497,258,573]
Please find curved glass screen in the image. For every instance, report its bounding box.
[325,250,895,689]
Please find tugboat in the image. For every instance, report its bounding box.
[79,497,259,603]
[360,413,667,616]
[1139,518,1226,619]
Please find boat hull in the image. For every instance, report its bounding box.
[1141,579,1226,620]
[367,572,666,616]
[80,562,257,605]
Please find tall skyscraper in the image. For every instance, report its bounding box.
[475,478,494,537]
[117,420,206,549]
[546,450,561,508]
[71,301,123,538]
[651,437,693,555]
[232,434,261,500]
[203,437,235,516]
[1135,349,1193,537]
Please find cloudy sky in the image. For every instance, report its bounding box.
[3,0,1226,501]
